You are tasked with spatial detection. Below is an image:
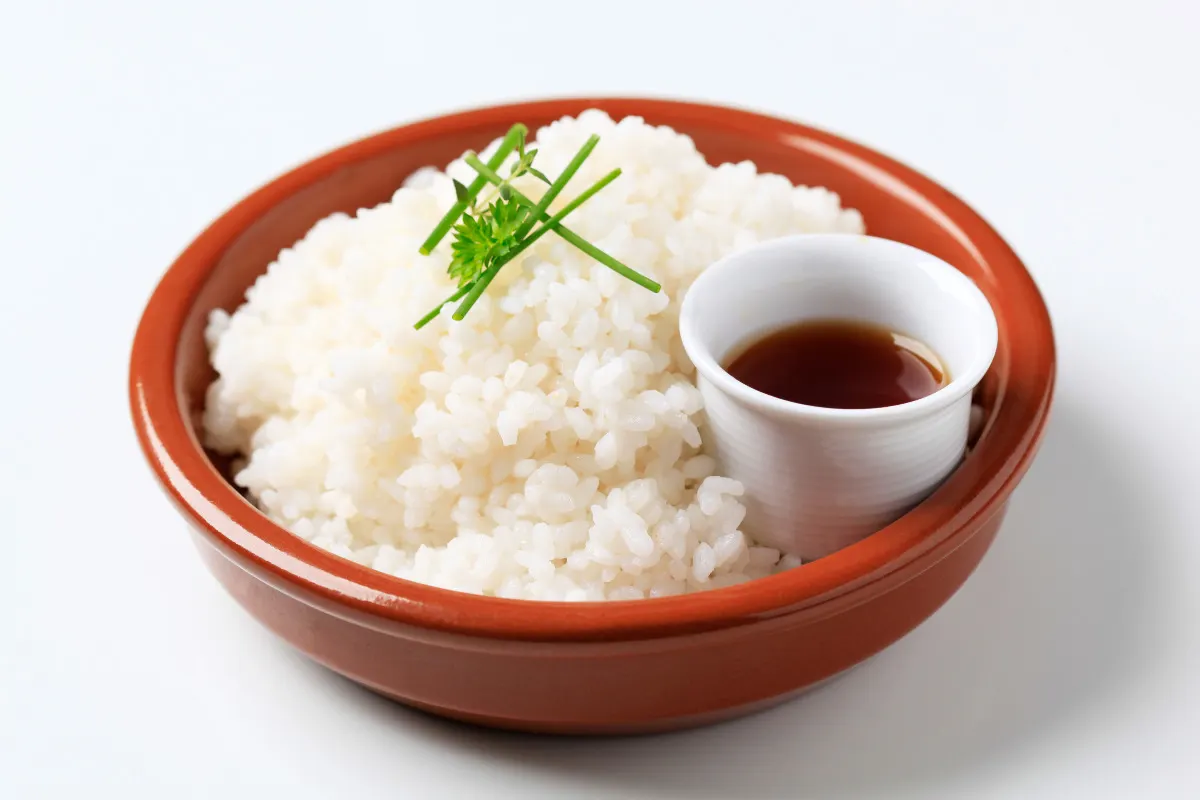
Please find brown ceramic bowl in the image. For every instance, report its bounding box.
[129,98,1055,734]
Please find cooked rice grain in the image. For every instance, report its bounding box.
[203,111,864,600]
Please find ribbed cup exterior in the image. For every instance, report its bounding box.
[699,375,972,558]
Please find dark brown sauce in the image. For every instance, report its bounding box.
[724,319,948,409]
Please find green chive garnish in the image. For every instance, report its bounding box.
[418,124,526,256]
[462,153,660,293]
[414,124,660,328]
[452,168,623,321]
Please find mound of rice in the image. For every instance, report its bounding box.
[203,111,864,601]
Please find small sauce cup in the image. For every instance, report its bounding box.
[680,234,998,560]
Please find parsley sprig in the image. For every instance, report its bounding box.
[446,195,526,287]
[414,124,661,328]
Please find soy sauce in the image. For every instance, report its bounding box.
[724,320,948,409]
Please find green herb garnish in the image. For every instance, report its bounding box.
[419,125,526,257]
[446,195,526,287]
[462,152,661,293]
[415,124,661,328]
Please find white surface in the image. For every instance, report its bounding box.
[682,235,995,558]
[2,0,1197,796]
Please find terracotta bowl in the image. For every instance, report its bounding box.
[129,98,1055,734]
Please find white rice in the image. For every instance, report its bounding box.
[203,110,864,600]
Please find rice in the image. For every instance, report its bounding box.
[203,110,864,600]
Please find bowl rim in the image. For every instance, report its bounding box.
[129,97,1055,642]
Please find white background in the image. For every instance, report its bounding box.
[3,0,1198,797]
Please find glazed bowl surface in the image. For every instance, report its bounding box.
[129,97,1055,734]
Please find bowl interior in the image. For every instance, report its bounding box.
[139,98,1053,641]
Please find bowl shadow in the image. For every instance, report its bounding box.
[260,394,1156,798]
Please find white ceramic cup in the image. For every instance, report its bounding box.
[679,234,998,560]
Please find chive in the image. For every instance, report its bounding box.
[413,281,473,330]
[449,262,503,322]
[463,154,662,293]
[515,169,622,255]
[451,168,623,321]
[418,124,526,256]
[512,134,598,240]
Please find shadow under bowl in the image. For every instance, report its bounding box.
[129,97,1055,734]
